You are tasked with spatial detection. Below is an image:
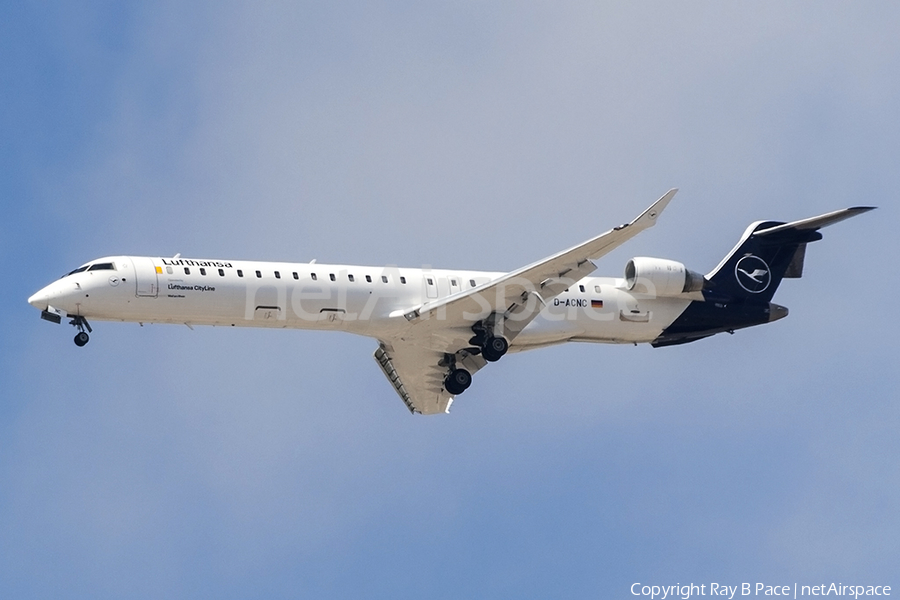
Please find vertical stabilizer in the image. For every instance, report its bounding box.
[705,206,874,303]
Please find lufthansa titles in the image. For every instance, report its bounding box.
[168,283,216,292]
[162,258,233,268]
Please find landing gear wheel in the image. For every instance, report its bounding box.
[444,368,472,395]
[69,315,92,346]
[481,336,509,362]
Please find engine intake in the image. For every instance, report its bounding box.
[624,257,706,297]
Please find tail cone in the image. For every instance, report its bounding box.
[768,303,789,322]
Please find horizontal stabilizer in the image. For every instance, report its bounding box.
[754,206,875,236]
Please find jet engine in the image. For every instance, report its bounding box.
[624,257,706,297]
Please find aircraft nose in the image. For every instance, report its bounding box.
[28,284,55,309]
[29,289,49,309]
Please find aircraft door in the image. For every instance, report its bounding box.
[130,257,159,297]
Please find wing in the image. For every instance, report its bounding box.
[374,190,676,414]
[374,341,487,415]
[400,189,677,344]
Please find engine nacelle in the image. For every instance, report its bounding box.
[624,257,706,297]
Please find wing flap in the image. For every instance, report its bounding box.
[374,342,486,415]
[373,345,420,414]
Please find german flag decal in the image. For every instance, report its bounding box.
[591,299,603,308]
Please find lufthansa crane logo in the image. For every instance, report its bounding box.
[735,255,771,293]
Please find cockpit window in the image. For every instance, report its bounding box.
[63,265,89,277]
[63,262,117,278]
[87,263,116,271]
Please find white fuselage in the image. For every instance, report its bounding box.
[27,196,869,415]
[29,256,694,350]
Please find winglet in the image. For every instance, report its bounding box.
[619,188,678,231]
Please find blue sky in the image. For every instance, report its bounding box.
[2,3,898,598]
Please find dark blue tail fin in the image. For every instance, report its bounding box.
[704,207,874,303]
[704,221,816,303]
[652,206,874,348]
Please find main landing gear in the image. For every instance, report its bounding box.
[442,320,511,396]
[470,321,510,363]
[70,315,92,347]
[444,368,472,395]
[441,351,473,396]
[480,335,509,362]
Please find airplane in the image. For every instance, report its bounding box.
[27,190,874,415]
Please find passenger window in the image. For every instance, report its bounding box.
[256,270,262,278]
[184,267,191,275]
[594,285,601,293]
[311,273,317,281]
[166,266,173,275]
[348,274,355,282]
[274,271,281,279]
[218,268,225,276]
[451,279,457,286]
[200,268,206,276]
[382,276,388,283]
[237,270,243,277]
[470,279,476,287]
[293,272,299,280]
[329,274,335,281]
[365,275,372,283]
[427,278,434,285]
[400,277,406,284]
[579,285,585,293]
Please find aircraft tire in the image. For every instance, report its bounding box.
[444,368,472,395]
[482,336,508,362]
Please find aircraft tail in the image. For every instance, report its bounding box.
[704,206,875,303]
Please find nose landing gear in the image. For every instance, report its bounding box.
[69,316,92,347]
